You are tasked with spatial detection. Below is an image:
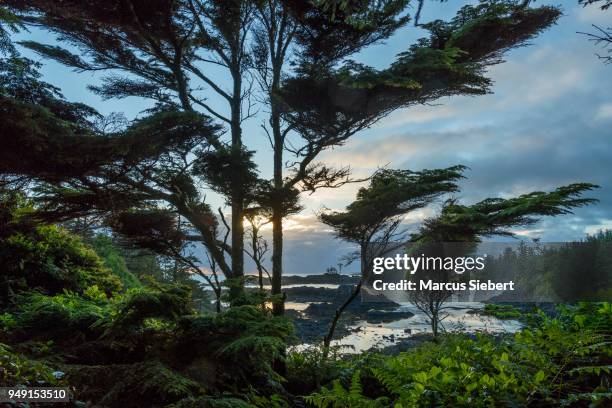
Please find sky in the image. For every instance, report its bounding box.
[14,1,612,275]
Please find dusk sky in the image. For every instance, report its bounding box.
[15,1,612,275]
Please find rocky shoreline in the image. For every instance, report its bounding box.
[285,284,414,343]
[282,273,360,286]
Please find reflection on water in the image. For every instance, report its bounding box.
[299,302,523,354]
[204,283,341,291]
[256,284,340,289]
[285,301,325,311]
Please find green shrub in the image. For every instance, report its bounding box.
[0,342,61,386]
[175,306,294,385]
[103,281,193,336]
[563,301,612,332]
[285,344,348,395]
[1,225,122,304]
[482,303,523,319]
[88,234,141,289]
[306,304,611,407]
[66,361,202,407]
[11,290,110,335]
[0,312,16,332]
[105,361,202,406]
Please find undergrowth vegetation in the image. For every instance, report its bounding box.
[306,303,612,408]
[1,225,123,302]
[0,342,64,387]
[0,201,295,406]
[1,283,295,406]
[482,303,524,319]
[1,198,610,407]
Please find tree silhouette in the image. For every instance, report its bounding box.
[411,183,599,337]
[2,0,562,309]
[319,166,466,350]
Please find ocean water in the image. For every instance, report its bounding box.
[290,302,523,353]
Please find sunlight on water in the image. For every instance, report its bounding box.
[285,301,326,311]
[298,302,523,354]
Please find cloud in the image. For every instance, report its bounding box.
[596,103,612,120]
[585,219,612,235]
[320,135,422,169]
[373,105,458,129]
[216,5,612,274]
[486,46,592,109]
[575,3,611,25]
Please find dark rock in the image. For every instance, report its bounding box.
[282,274,360,286]
[365,309,414,324]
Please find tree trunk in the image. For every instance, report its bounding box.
[323,243,368,356]
[322,280,362,356]
[266,3,294,316]
[361,243,368,281]
[271,209,285,315]
[215,289,221,313]
[271,124,285,315]
[228,62,244,302]
[229,197,244,299]
[271,73,285,315]
[431,308,439,338]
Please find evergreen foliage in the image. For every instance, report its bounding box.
[0,193,122,306]
[0,342,63,387]
[89,234,142,289]
[320,166,466,252]
[306,303,612,408]
[0,0,564,306]
[0,223,123,304]
[0,3,608,407]
[415,183,599,241]
[482,232,612,302]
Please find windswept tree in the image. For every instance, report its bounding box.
[320,166,467,278]
[2,0,262,301]
[2,0,562,311]
[263,0,561,314]
[0,47,234,304]
[410,183,599,337]
[318,165,466,349]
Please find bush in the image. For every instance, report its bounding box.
[10,290,110,338]
[88,234,141,289]
[482,303,523,319]
[285,345,348,395]
[0,225,122,304]
[0,342,62,387]
[66,361,202,407]
[0,312,16,332]
[175,306,294,387]
[306,303,611,407]
[103,281,193,337]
